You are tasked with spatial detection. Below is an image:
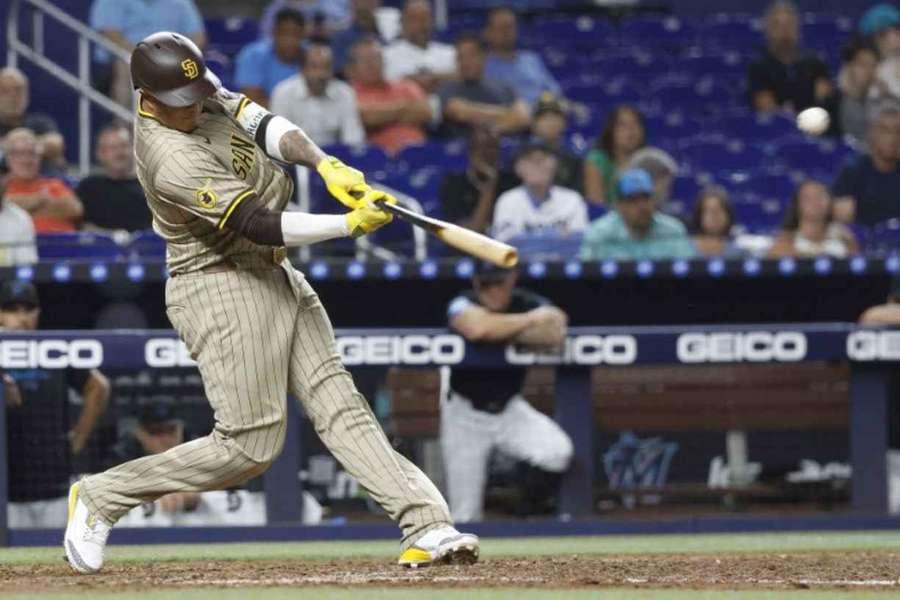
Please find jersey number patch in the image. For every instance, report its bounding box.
[196,178,218,209]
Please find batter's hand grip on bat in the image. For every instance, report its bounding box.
[374,200,518,268]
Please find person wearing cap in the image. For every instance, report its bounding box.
[491,139,588,245]
[65,32,477,573]
[859,3,900,101]
[580,168,696,261]
[0,174,37,267]
[89,0,206,106]
[2,281,110,529]
[234,8,308,108]
[443,262,573,522]
[627,146,679,214]
[483,8,562,107]
[110,398,200,515]
[530,93,582,192]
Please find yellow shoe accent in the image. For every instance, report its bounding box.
[398,547,433,567]
[67,483,80,524]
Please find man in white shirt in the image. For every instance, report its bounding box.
[269,42,365,146]
[492,139,588,243]
[0,179,38,267]
[383,0,456,93]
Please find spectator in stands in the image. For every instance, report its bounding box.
[769,179,859,258]
[0,67,58,138]
[492,139,588,243]
[90,0,206,106]
[38,132,74,181]
[825,38,880,145]
[437,33,531,139]
[347,38,430,155]
[833,104,900,226]
[235,8,307,107]
[690,185,742,258]
[384,0,457,94]
[860,3,900,102]
[261,0,351,36]
[583,105,645,205]
[440,128,518,233]
[270,43,365,147]
[3,128,83,233]
[76,123,151,237]
[627,147,679,212]
[580,168,696,261]
[859,275,900,325]
[747,0,832,113]
[529,93,581,192]
[0,176,37,267]
[331,0,387,75]
[444,261,573,522]
[483,8,562,107]
[110,398,200,514]
[3,280,110,528]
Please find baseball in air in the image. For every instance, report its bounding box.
[796,107,830,136]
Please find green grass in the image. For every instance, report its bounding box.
[5,532,900,599]
[4,530,900,565]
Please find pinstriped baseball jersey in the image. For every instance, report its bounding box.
[134,92,292,274]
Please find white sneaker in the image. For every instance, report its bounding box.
[63,482,111,574]
[397,525,479,568]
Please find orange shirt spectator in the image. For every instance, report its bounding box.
[347,37,431,156]
[3,128,82,233]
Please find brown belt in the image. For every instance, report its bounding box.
[171,247,287,277]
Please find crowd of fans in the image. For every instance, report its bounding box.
[0,0,898,266]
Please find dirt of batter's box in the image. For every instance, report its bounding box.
[2,552,900,594]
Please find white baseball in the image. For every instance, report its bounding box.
[796,107,830,136]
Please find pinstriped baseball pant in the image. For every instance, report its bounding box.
[79,265,451,548]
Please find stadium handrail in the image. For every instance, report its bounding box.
[7,0,133,175]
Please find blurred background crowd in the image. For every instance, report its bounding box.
[1,0,899,266]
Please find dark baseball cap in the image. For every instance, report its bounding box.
[514,136,558,163]
[0,280,39,310]
[137,397,181,425]
[534,92,567,118]
[617,168,654,199]
[474,260,516,283]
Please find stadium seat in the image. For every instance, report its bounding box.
[322,144,390,179]
[868,219,900,256]
[507,232,584,261]
[129,230,167,259]
[36,232,124,260]
[204,17,259,56]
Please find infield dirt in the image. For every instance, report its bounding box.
[2,552,899,594]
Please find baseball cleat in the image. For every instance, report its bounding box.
[63,482,110,574]
[398,526,480,568]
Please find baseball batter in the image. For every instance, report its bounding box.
[63,32,478,573]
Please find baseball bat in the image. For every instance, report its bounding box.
[375,200,518,268]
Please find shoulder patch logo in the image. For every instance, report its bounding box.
[181,59,199,80]
[196,178,217,209]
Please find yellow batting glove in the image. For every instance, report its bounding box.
[345,190,397,238]
[316,156,370,210]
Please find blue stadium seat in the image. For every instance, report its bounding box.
[204,17,260,56]
[322,144,390,179]
[396,142,466,173]
[868,219,900,256]
[507,232,583,261]
[37,232,124,260]
[714,113,795,141]
[129,230,166,259]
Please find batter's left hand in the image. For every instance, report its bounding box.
[345,190,397,238]
[317,156,371,210]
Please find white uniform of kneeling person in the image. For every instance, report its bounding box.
[442,262,574,522]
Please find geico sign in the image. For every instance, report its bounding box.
[0,339,103,369]
[677,332,807,363]
[846,330,900,361]
[337,335,465,365]
[145,338,196,367]
[506,335,637,365]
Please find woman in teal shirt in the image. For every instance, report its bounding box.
[583,105,645,205]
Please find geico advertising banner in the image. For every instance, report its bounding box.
[0,325,894,369]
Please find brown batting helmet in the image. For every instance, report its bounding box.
[130,32,220,107]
